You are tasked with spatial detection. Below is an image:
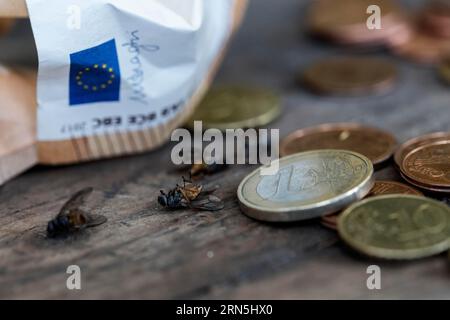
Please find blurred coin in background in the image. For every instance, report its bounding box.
[394,132,450,168]
[391,29,450,64]
[400,171,450,193]
[301,57,397,95]
[439,57,450,84]
[391,1,450,63]
[186,86,281,130]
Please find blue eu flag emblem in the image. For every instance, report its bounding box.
[69,39,121,106]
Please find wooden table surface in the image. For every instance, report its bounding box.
[1,0,449,299]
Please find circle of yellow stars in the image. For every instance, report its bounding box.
[76,64,116,91]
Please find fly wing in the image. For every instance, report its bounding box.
[58,187,94,217]
[200,184,220,195]
[189,195,224,211]
[85,213,108,228]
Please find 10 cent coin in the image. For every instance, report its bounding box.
[338,195,450,259]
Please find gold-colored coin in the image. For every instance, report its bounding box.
[338,195,450,259]
[237,150,374,222]
[302,57,397,95]
[402,140,450,189]
[186,86,281,130]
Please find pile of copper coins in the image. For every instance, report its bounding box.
[181,0,450,261]
[236,123,450,260]
[308,0,450,64]
[305,0,450,93]
[278,122,450,231]
[395,133,450,193]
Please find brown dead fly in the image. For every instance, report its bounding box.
[158,177,224,211]
[47,187,107,238]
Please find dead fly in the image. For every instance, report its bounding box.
[190,162,227,177]
[158,177,224,211]
[47,187,107,238]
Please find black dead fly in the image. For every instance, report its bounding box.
[47,187,107,238]
[158,177,224,211]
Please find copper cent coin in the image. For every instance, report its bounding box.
[368,180,423,196]
[237,150,374,222]
[394,132,450,167]
[338,195,450,260]
[302,57,397,95]
[400,172,450,194]
[422,2,450,38]
[321,214,339,230]
[281,123,397,166]
[440,57,450,85]
[402,140,450,188]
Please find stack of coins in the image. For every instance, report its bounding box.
[308,0,410,46]
[391,1,450,63]
[280,123,398,167]
[396,135,450,193]
[338,195,450,260]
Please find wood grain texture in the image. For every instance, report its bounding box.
[0,0,449,299]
